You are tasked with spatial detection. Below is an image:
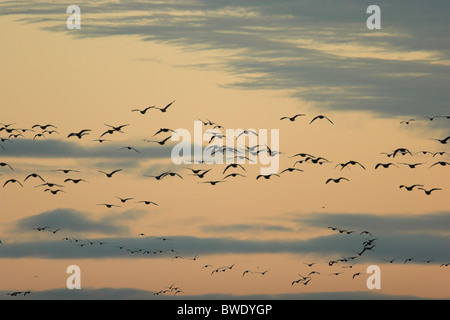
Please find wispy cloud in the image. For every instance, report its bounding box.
[1,0,449,116]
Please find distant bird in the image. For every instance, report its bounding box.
[223,164,246,174]
[430,161,450,168]
[335,161,365,170]
[35,182,63,188]
[33,133,46,140]
[155,100,175,113]
[280,114,305,121]
[360,231,373,237]
[119,146,140,153]
[256,174,280,180]
[67,129,91,139]
[236,130,258,139]
[198,180,226,186]
[115,197,134,203]
[417,188,442,195]
[399,184,424,191]
[398,163,424,169]
[375,163,399,169]
[404,258,414,264]
[352,273,361,279]
[136,200,158,206]
[310,115,334,125]
[414,151,433,156]
[400,119,415,125]
[44,189,65,195]
[145,136,171,145]
[431,136,450,144]
[242,270,253,277]
[104,124,129,132]
[303,263,316,267]
[280,168,304,174]
[64,178,87,184]
[132,106,155,114]
[0,162,14,171]
[424,115,440,121]
[32,124,57,130]
[153,128,176,137]
[326,177,349,184]
[223,173,246,179]
[384,258,397,264]
[52,169,80,174]
[433,152,447,157]
[392,148,412,158]
[97,204,121,208]
[3,179,23,188]
[98,169,122,178]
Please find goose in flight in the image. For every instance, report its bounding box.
[104,123,129,132]
[280,168,304,174]
[155,100,175,113]
[67,129,91,139]
[118,146,140,153]
[280,114,305,121]
[310,115,334,125]
[399,184,424,191]
[132,106,155,114]
[326,177,349,184]
[223,163,246,174]
[98,169,122,178]
[97,204,121,208]
[256,174,280,180]
[433,152,447,157]
[223,173,246,179]
[400,119,415,125]
[417,188,442,195]
[335,161,366,170]
[198,180,227,186]
[375,163,399,169]
[44,189,65,195]
[236,130,258,138]
[0,162,14,171]
[36,182,63,188]
[3,179,23,188]
[64,178,88,184]
[430,161,450,168]
[115,197,134,203]
[145,136,171,145]
[32,124,57,130]
[52,169,80,174]
[136,200,158,206]
[24,173,45,182]
[431,136,450,144]
[393,148,412,158]
[424,115,440,121]
[33,133,45,140]
[153,128,176,137]
[398,163,424,169]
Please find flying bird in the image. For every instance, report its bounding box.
[280,114,306,121]
[431,136,450,144]
[98,169,122,178]
[155,100,175,113]
[326,177,349,184]
[417,188,442,195]
[375,163,399,169]
[0,162,14,171]
[67,129,91,139]
[429,161,450,168]
[132,106,155,114]
[399,184,424,191]
[310,115,334,125]
[3,179,23,188]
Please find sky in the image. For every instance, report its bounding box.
[0,0,449,300]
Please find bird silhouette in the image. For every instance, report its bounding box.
[280,114,305,121]
[98,169,122,178]
[67,129,91,139]
[430,161,450,168]
[431,136,450,144]
[3,179,23,188]
[0,162,14,171]
[310,115,334,125]
[375,163,399,169]
[132,106,155,114]
[417,188,442,195]
[326,177,349,184]
[399,184,424,191]
[155,100,175,113]
[256,174,280,180]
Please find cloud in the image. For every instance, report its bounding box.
[14,208,138,236]
[1,0,449,116]
[0,139,173,159]
[1,233,449,263]
[201,223,293,233]
[0,288,431,300]
[292,212,450,234]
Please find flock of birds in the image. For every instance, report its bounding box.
[1,103,449,297]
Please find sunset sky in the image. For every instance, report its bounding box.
[0,0,449,300]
